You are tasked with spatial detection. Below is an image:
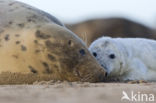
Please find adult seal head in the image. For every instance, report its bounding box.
[0,0,106,84]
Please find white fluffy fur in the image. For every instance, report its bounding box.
[89,37,156,81]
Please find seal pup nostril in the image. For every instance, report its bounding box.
[101,64,106,69]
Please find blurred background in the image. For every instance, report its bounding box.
[17,0,156,27]
[17,0,156,46]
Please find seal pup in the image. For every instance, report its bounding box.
[0,0,106,84]
[89,37,156,81]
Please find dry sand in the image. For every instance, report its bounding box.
[0,82,155,103]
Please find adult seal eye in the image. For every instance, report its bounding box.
[79,49,85,56]
[109,54,115,59]
[68,40,73,46]
[93,52,97,57]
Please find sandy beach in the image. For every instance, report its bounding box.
[0,82,155,103]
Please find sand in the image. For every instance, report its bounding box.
[0,82,155,103]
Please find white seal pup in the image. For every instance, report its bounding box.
[89,37,156,81]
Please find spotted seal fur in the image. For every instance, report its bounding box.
[0,0,106,84]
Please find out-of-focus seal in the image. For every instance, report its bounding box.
[0,0,106,84]
[89,36,156,81]
[66,18,155,46]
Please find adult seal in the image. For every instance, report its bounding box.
[0,0,106,84]
[89,37,156,81]
[66,18,154,46]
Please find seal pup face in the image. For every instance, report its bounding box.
[89,37,123,76]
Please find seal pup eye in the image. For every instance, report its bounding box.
[92,52,97,57]
[79,49,86,56]
[109,54,115,59]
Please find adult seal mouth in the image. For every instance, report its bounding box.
[0,0,106,84]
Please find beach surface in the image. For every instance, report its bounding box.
[0,82,155,103]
